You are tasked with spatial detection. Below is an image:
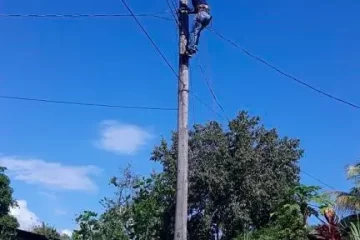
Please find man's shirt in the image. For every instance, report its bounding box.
[192,0,208,8]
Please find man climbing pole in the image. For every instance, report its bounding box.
[182,0,212,56]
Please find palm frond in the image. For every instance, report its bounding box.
[347,164,360,181]
[335,192,360,213]
[350,222,360,240]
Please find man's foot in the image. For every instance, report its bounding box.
[185,48,196,57]
[185,50,193,57]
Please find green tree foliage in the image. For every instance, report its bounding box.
[72,168,135,240]
[75,111,305,240]
[349,222,360,240]
[72,211,102,240]
[32,222,61,240]
[245,185,330,240]
[149,111,303,239]
[289,185,332,225]
[0,167,19,240]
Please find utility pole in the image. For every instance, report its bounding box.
[175,0,189,239]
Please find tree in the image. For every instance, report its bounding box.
[244,185,330,240]
[290,185,332,226]
[32,222,61,240]
[98,166,138,240]
[336,163,360,212]
[150,111,303,239]
[314,208,342,240]
[76,111,305,239]
[72,209,129,240]
[0,167,19,239]
[72,211,101,240]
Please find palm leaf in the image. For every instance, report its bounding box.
[350,222,360,240]
[346,164,360,186]
[335,191,360,213]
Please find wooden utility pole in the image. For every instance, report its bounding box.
[175,0,189,239]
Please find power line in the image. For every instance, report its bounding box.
[196,57,230,122]
[165,0,179,26]
[301,170,337,190]
[10,1,226,120]
[171,0,178,11]
[0,12,173,21]
[161,0,225,123]
[0,95,177,111]
[1,92,224,119]
[209,28,360,110]
[192,94,225,120]
[119,0,179,79]
[170,0,180,25]
[119,0,224,121]
[0,4,229,119]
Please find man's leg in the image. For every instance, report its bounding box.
[187,11,212,55]
[188,15,203,54]
[196,11,212,45]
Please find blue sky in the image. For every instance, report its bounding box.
[1,0,360,234]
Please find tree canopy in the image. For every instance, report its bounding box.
[74,111,306,240]
[0,167,19,239]
[2,111,359,240]
[6,110,350,240]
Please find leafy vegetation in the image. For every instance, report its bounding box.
[0,167,19,240]
[32,222,61,240]
[242,185,331,240]
[74,111,306,239]
[70,111,360,240]
[336,163,360,213]
[3,111,360,240]
[349,222,360,240]
[313,209,342,240]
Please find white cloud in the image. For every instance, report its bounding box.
[61,229,73,237]
[10,200,40,230]
[10,200,73,236]
[96,120,152,155]
[0,156,102,192]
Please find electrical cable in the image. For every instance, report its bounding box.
[119,0,225,119]
[301,170,337,190]
[196,57,230,121]
[119,0,179,81]
[0,12,173,21]
[0,95,177,111]
[192,94,225,120]
[209,28,360,110]
[165,0,180,26]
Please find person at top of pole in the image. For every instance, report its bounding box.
[185,0,212,57]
